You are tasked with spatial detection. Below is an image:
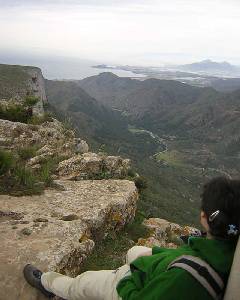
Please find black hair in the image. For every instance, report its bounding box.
[201,177,240,240]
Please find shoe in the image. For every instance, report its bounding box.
[23,264,55,298]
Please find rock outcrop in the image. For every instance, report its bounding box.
[0,180,138,300]
[0,118,85,159]
[0,65,138,300]
[75,138,89,154]
[0,64,138,300]
[0,118,131,180]
[26,67,47,115]
[0,114,136,300]
[138,218,200,248]
[0,64,47,115]
[56,153,131,180]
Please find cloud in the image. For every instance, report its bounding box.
[0,0,149,8]
[0,0,240,65]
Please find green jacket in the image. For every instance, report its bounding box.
[117,237,236,300]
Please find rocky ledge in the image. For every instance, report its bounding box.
[0,179,138,300]
[138,218,200,248]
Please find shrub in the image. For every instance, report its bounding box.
[134,176,148,190]
[0,150,15,175]
[28,113,53,125]
[10,165,44,196]
[17,145,39,161]
[14,166,36,187]
[0,150,44,196]
[0,96,40,124]
[0,103,28,123]
[92,171,112,180]
[124,210,149,241]
[98,144,107,154]
[62,116,74,131]
[24,96,39,107]
[39,161,53,186]
[38,155,66,186]
[127,169,136,178]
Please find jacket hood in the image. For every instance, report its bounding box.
[188,237,236,274]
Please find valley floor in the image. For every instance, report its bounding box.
[118,125,240,227]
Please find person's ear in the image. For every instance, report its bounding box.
[200,210,210,232]
[200,211,205,219]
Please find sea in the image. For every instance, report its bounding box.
[0,51,145,80]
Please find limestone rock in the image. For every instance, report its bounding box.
[0,118,78,158]
[75,138,89,154]
[36,145,53,156]
[27,152,54,166]
[0,179,138,300]
[27,67,47,116]
[56,153,131,180]
[103,156,131,177]
[56,153,101,179]
[0,65,47,115]
[138,218,201,249]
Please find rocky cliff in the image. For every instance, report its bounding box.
[0,114,138,299]
[0,64,201,300]
[0,64,140,299]
[0,64,47,115]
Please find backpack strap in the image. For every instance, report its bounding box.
[167,255,225,300]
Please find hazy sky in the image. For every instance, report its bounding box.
[1,0,240,65]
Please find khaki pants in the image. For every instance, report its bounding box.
[41,246,151,300]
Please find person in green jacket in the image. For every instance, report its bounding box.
[23,176,240,300]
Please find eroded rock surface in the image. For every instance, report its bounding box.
[138,218,200,248]
[56,153,131,180]
[0,118,88,160]
[0,180,138,300]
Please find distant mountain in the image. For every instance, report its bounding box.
[78,72,141,109]
[177,59,240,75]
[78,72,240,149]
[78,72,204,117]
[209,78,240,92]
[91,63,240,91]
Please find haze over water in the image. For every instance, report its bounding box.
[0,50,146,79]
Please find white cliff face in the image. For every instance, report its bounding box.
[26,67,47,115]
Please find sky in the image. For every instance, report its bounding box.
[1,0,240,66]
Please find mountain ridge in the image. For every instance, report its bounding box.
[165,59,240,78]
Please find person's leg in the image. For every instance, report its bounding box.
[41,264,130,300]
[126,246,152,265]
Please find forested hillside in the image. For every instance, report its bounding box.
[46,74,240,226]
